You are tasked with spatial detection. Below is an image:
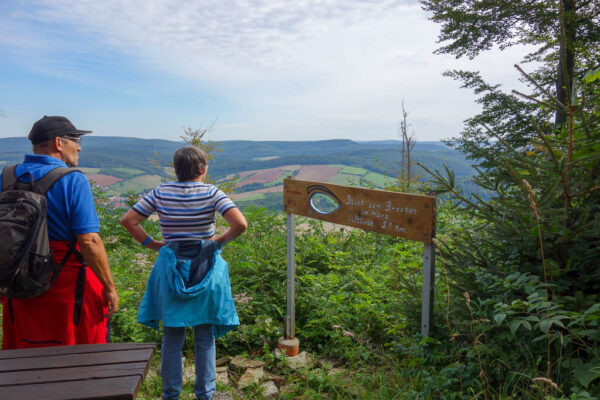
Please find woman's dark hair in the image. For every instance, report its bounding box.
[173,146,208,182]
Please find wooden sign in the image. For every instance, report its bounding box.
[283,179,435,243]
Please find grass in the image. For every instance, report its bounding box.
[236,193,266,202]
[340,166,367,175]
[363,172,397,188]
[79,167,101,174]
[108,174,162,194]
[102,167,146,179]
[328,173,361,186]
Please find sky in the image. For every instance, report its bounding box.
[0,0,534,142]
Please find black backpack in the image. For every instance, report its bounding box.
[0,164,81,299]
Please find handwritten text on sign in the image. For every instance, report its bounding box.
[283,179,435,243]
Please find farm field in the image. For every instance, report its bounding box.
[230,164,400,209]
[233,164,394,191]
[81,163,396,208]
[230,185,282,201]
[106,174,162,194]
[87,173,123,186]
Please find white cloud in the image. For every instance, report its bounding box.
[1,0,536,141]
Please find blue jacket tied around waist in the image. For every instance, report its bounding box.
[137,242,239,338]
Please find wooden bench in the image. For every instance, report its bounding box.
[0,342,156,400]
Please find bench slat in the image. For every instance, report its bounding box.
[0,362,148,386]
[0,343,155,360]
[0,375,141,400]
[0,348,154,372]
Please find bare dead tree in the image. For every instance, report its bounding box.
[399,100,416,192]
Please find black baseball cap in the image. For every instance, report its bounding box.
[28,116,92,145]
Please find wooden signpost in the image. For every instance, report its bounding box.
[279,179,436,354]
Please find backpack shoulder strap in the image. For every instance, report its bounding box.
[1,164,18,191]
[35,167,83,195]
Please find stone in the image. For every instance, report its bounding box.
[230,355,266,369]
[260,381,279,397]
[265,372,286,385]
[279,385,295,396]
[216,371,230,386]
[212,392,234,400]
[285,351,314,370]
[328,367,345,377]
[182,359,195,385]
[216,356,232,367]
[237,367,264,389]
[216,366,229,373]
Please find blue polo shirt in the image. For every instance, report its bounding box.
[0,155,100,241]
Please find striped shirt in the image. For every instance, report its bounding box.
[132,181,236,241]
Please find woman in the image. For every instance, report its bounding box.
[121,146,247,400]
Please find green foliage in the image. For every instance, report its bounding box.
[180,125,222,163]
[421,0,600,124]
[417,27,600,400]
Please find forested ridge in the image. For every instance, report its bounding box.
[0,137,474,183]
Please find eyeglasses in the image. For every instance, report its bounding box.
[62,136,82,146]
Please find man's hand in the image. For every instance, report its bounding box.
[102,287,120,317]
[77,232,120,318]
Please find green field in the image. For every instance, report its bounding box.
[108,174,162,194]
[236,193,266,202]
[363,172,397,187]
[340,166,368,175]
[79,167,101,174]
[101,167,146,179]
[328,173,361,186]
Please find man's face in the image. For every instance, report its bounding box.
[59,136,81,167]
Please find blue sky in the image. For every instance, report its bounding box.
[0,0,532,142]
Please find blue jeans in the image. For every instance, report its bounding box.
[162,325,216,400]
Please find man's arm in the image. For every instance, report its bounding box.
[213,207,248,246]
[76,232,119,316]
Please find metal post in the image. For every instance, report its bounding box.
[421,242,435,336]
[285,212,296,339]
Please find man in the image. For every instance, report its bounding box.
[0,116,119,349]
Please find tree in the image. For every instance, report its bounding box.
[419,2,600,395]
[150,122,236,193]
[398,100,416,192]
[180,124,221,164]
[421,0,600,125]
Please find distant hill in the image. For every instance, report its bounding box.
[0,136,476,201]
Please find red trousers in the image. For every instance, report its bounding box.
[1,241,108,349]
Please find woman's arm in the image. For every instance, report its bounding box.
[120,208,164,251]
[213,207,248,246]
